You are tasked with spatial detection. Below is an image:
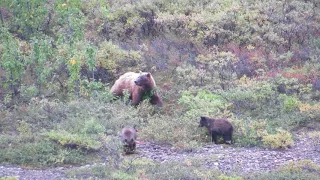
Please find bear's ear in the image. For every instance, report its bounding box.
[147,72,151,77]
[200,116,206,120]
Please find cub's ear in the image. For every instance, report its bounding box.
[147,72,151,77]
[132,125,139,132]
[200,116,206,120]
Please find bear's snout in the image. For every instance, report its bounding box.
[134,80,142,86]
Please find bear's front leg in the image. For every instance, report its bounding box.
[212,132,218,144]
[131,92,143,106]
[150,94,163,107]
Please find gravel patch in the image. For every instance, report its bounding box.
[1,131,319,178]
[136,131,320,174]
[0,166,66,180]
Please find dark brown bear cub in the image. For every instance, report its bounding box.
[121,126,137,154]
[199,116,233,144]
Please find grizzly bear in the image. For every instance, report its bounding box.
[110,72,163,107]
[121,126,137,154]
[199,116,233,144]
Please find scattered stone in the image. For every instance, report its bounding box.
[1,131,320,178]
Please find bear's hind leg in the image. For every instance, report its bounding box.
[223,133,232,144]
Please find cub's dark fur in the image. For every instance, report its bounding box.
[199,116,233,144]
[121,126,137,154]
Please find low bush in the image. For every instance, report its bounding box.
[45,130,103,151]
[281,160,320,173]
[141,89,229,148]
[141,86,304,148]
[0,96,148,167]
[221,78,308,130]
[232,119,268,147]
[281,95,300,112]
[246,160,320,180]
[262,129,294,149]
[308,131,320,151]
[140,114,204,149]
[66,156,222,179]
[66,158,320,179]
[299,102,320,121]
[0,139,88,167]
[0,176,18,180]
[218,175,243,180]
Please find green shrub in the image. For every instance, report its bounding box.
[79,79,106,97]
[222,79,277,115]
[0,97,147,167]
[281,160,320,173]
[26,34,55,96]
[308,131,320,151]
[141,90,230,148]
[96,41,143,75]
[232,119,268,147]
[19,85,39,102]
[247,170,320,180]
[0,139,87,167]
[175,63,219,90]
[0,177,18,180]
[221,79,308,130]
[246,160,320,180]
[0,27,25,105]
[45,130,103,151]
[4,96,144,135]
[140,114,203,149]
[299,103,320,121]
[262,129,294,149]
[67,156,222,180]
[218,174,243,180]
[273,74,310,96]
[178,90,228,118]
[280,95,300,112]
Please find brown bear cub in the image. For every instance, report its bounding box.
[110,72,163,107]
[121,126,137,154]
[199,116,233,144]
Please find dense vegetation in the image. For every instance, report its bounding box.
[0,0,320,179]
